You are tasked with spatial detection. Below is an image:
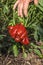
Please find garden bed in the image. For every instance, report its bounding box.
[0,52,43,65]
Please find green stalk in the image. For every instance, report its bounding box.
[22,46,27,58]
[13,10,16,25]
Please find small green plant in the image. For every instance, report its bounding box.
[0,0,43,58]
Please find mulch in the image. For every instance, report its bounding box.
[0,52,43,65]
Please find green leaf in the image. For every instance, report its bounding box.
[37,0,43,12]
[22,46,27,58]
[18,17,24,22]
[13,10,16,25]
[30,43,43,49]
[9,20,14,26]
[28,48,33,52]
[23,52,27,58]
[18,17,25,25]
[37,25,43,41]
[34,29,38,41]
[0,35,6,40]
[12,44,19,57]
[30,43,38,49]
[39,0,43,7]
[34,49,43,58]
[3,5,9,14]
[37,5,43,12]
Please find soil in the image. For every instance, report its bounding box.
[0,41,43,65]
[0,52,43,65]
